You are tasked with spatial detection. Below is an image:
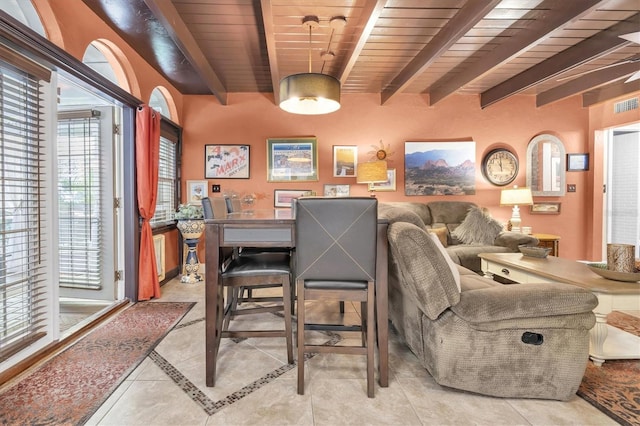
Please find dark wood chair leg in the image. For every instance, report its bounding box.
[367,283,375,398]
[297,280,305,395]
[283,274,293,364]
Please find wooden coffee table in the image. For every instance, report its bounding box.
[479,253,640,366]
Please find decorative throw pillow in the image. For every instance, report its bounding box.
[428,233,461,292]
[428,226,449,247]
[452,206,503,245]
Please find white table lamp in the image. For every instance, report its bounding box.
[500,186,533,232]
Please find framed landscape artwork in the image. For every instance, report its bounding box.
[404,141,476,196]
[333,145,357,177]
[204,144,250,179]
[267,137,319,182]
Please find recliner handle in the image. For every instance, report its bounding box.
[521,332,544,345]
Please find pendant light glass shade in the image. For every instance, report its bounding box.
[279,73,341,115]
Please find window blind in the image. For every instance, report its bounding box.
[0,58,48,361]
[150,120,179,228]
[57,111,103,289]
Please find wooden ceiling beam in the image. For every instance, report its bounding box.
[260,0,280,105]
[537,61,640,107]
[582,79,640,107]
[381,0,501,105]
[337,0,387,86]
[142,0,228,105]
[428,0,609,106]
[480,12,640,109]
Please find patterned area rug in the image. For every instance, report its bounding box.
[0,301,194,425]
[578,311,640,426]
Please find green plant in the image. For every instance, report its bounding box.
[174,203,204,220]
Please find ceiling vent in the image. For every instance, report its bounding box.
[614,97,638,114]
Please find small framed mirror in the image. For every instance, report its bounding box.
[526,134,566,196]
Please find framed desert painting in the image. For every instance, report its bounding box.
[333,145,357,177]
[404,141,475,196]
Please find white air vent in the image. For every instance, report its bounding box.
[614,97,639,114]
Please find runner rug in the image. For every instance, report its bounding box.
[578,311,640,426]
[0,301,194,425]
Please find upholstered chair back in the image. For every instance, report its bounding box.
[202,197,214,219]
[295,197,377,282]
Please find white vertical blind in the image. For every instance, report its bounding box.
[0,58,48,361]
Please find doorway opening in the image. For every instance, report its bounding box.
[56,74,124,335]
[603,123,640,260]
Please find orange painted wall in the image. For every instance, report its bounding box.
[182,92,594,260]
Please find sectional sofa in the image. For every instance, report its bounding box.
[379,202,598,400]
[379,201,539,273]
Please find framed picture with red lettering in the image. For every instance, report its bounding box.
[205,144,250,179]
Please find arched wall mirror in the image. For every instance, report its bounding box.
[526,134,566,196]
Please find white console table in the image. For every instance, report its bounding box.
[479,253,640,366]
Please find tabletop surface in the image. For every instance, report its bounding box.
[204,208,389,224]
[479,253,640,294]
[205,209,294,223]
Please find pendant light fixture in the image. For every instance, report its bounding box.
[279,16,341,115]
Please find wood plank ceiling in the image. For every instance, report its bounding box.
[82,0,640,108]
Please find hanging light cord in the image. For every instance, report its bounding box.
[321,27,336,74]
[308,23,313,73]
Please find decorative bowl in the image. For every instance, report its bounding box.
[586,262,640,282]
[518,245,551,258]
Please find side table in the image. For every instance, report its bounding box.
[532,233,560,256]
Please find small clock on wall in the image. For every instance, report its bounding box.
[482,148,519,186]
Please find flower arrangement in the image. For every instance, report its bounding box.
[174,203,204,220]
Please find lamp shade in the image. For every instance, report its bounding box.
[357,161,388,184]
[500,187,533,206]
[279,73,341,115]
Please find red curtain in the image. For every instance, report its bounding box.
[136,105,161,300]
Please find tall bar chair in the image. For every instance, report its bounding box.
[201,197,294,379]
[294,197,378,397]
[224,196,295,310]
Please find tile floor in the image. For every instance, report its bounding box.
[59,298,111,333]
[86,277,624,426]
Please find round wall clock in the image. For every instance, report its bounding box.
[482,148,519,186]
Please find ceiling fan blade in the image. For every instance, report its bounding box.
[556,59,634,82]
[626,71,640,83]
[620,32,640,44]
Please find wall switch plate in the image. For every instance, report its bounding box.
[567,184,576,192]
[212,184,221,193]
